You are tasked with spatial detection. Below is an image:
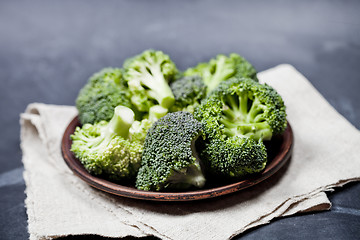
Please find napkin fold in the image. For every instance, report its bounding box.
[21,65,360,240]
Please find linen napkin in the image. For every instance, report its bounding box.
[21,64,360,240]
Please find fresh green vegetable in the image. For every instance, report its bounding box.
[71,106,150,181]
[136,111,206,191]
[184,53,258,94]
[76,68,132,125]
[196,77,287,141]
[170,75,207,113]
[123,50,178,113]
[71,50,288,189]
[197,137,267,177]
[194,77,287,178]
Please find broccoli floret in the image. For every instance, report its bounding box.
[170,75,207,113]
[76,68,132,125]
[129,119,153,143]
[71,106,146,181]
[123,50,178,112]
[196,78,287,141]
[128,105,168,142]
[197,137,267,177]
[136,111,206,191]
[184,53,258,94]
[194,78,287,178]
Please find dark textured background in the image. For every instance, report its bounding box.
[0,0,359,239]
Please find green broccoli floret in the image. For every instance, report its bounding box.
[76,68,132,125]
[71,106,147,181]
[184,53,258,94]
[123,50,178,112]
[196,78,287,141]
[128,105,168,142]
[136,111,206,191]
[197,137,267,177]
[194,78,287,178]
[170,75,207,113]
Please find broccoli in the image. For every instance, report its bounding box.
[129,105,168,142]
[148,105,169,122]
[170,75,207,113]
[197,137,267,177]
[123,50,178,113]
[76,68,132,125]
[71,106,148,181]
[194,77,287,178]
[184,53,258,94]
[136,111,206,191]
[196,78,287,141]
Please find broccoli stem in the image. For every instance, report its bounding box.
[206,56,234,94]
[166,138,206,189]
[247,98,265,122]
[220,94,272,140]
[107,106,135,139]
[166,162,206,189]
[139,64,175,108]
[148,105,168,122]
[239,94,248,116]
[189,138,206,187]
[244,127,273,140]
[81,106,135,154]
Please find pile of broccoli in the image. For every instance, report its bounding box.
[71,49,287,191]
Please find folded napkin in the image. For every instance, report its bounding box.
[21,65,360,240]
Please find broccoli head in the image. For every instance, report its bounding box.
[128,105,168,143]
[170,75,207,113]
[136,111,206,191]
[123,50,178,112]
[71,106,147,181]
[76,68,132,125]
[184,53,258,94]
[197,137,267,177]
[196,78,287,141]
[194,78,287,178]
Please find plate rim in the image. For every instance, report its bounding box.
[61,116,293,201]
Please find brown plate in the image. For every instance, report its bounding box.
[61,116,293,201]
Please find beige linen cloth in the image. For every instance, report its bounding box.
[21,65,360,240]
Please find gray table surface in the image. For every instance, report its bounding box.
[0,0,359,239]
